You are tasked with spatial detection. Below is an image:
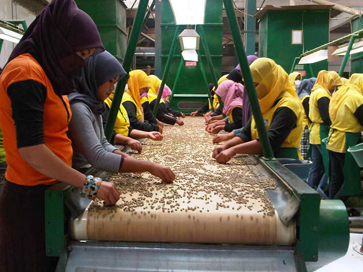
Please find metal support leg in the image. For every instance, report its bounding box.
[290,57,300,74]
[169,57,184,105]
[105,0,149,140]
[153,25,181,116]
[339,35,356,76]
[198,52,213,105]
[223,0,274,159]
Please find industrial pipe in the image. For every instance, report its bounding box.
[311,0,362,16]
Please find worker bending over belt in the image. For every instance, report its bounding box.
[326,73,363,199]
[213,58,303,163]
[67,51,175,182]
[190,83,217,116]
[122,70,163,133]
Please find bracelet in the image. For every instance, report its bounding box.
[80,175,101,200]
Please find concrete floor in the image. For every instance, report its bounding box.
[316,233,363,272]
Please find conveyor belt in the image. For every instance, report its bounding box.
[71,117,295,245]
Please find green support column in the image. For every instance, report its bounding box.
[169,57,184,105]
[245,0,256,55]
[104,0,149,140]
[290,57,300,74]
[153,25,181,116]
[308,64,315,78]
[339,35,356,76]
[198,52,213,105]
[223,0,274,159]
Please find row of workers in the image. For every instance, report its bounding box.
[0,1,181,271]
[198,59,362,201]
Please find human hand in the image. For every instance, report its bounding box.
[149,131,163,141]
[157,121,164,128]
[127,139,142,153]
[190,111,198,117]
[181,112,186,118]
[158,125,163,134]
[97,181,120,206]
[213,134,229,144]
[149,164,175,183]
[211,126,223,134]
[212,146,224,158]
[176,119,184,126]
[215,149,235,164]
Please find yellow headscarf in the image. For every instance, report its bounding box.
[250,58,298,114]
[148,74,161,102]
[311,70,342,93]
[340,77,349,86]
[289,72,302,85]
[329,73,363,122]
[126,70,150,109]
[217,74,229,86]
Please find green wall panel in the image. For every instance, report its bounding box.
[259,9,329,78]
[351,17,363,73]
[76,0,127,62]
[161,0,223,113]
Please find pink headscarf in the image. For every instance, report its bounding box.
[215,80,244,115]
[158,84,172,99]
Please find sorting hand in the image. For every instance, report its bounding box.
[181,112,186,118]
[176,119,184,126]
[212,145,224,158]
[149,131,163,141]
[127,139,142,153]
[97,181,121,206]
[157,121,164,128]
[150,165,176,183]
[215,149,235,164]
[190,111,198,117]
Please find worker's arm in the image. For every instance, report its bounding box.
[224,107,243,132]
[123,101,159,131]
[129,129,163,141]
[317,97,331,126]
[215,140,262,164]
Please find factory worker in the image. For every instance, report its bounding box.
[147,75,184,125]
[204,75,227,119]
[296,77,316,160]
[289,72,302,89]
[307,70,342,191]
[190,83,217,116]
[122,70,162,132]
[206,80,243,134]
[326,74,363,199]
[0,0,119,271]
[340,77,349,86]
[212,58,303,163]
[158,84,186,118]
[68,51,175,182]
[103,93,163,144]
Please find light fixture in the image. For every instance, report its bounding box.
[299,50,328,64]
[0,26,23,44]
[179,29,200,50]
[169,0,207,25]
[182,50,198,62]
[332,38,363,56]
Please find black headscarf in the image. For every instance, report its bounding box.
[6,0,104,96]
[227,69,242,83]
[208,83,215,96]
[68,51,126,115]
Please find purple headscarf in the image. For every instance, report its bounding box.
[7,0,104,96]
[215,80,244,116]
[237,55,259,126]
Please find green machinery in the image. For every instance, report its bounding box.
[76,0,128,63]
[44,1,350,271]
[351,17,363,74]
[258,5,330,79]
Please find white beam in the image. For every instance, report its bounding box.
[329,7,363,32]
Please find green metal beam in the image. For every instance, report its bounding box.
[339,35,356,76]
[244,0,256,55]
[289,57,300,74]
[198,52,213,106]
[153,25,181,116]
[223,0,274,159]
[299,28,363,58]
[104,0,149,140]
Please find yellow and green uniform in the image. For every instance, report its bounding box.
[122,92,143,121]
[251,92,303,159]
[300,95,311,129]
[105,96,130,137]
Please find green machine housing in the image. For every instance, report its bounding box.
[351,17,363,73]
[76,0,127,63]
[160,0,223,113]
[258,5,330,78]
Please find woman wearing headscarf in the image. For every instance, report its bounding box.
[296,77,316,160]
[0,0,120,271]
[147,75,184,125]
[307,70,342,190]
[160,85,186,118]
[206,80,243,134]
[213,58,303,164]
[68,51,175,181]
[122,70,162,132]
[326,74,363,199]
[289,72,303,89]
